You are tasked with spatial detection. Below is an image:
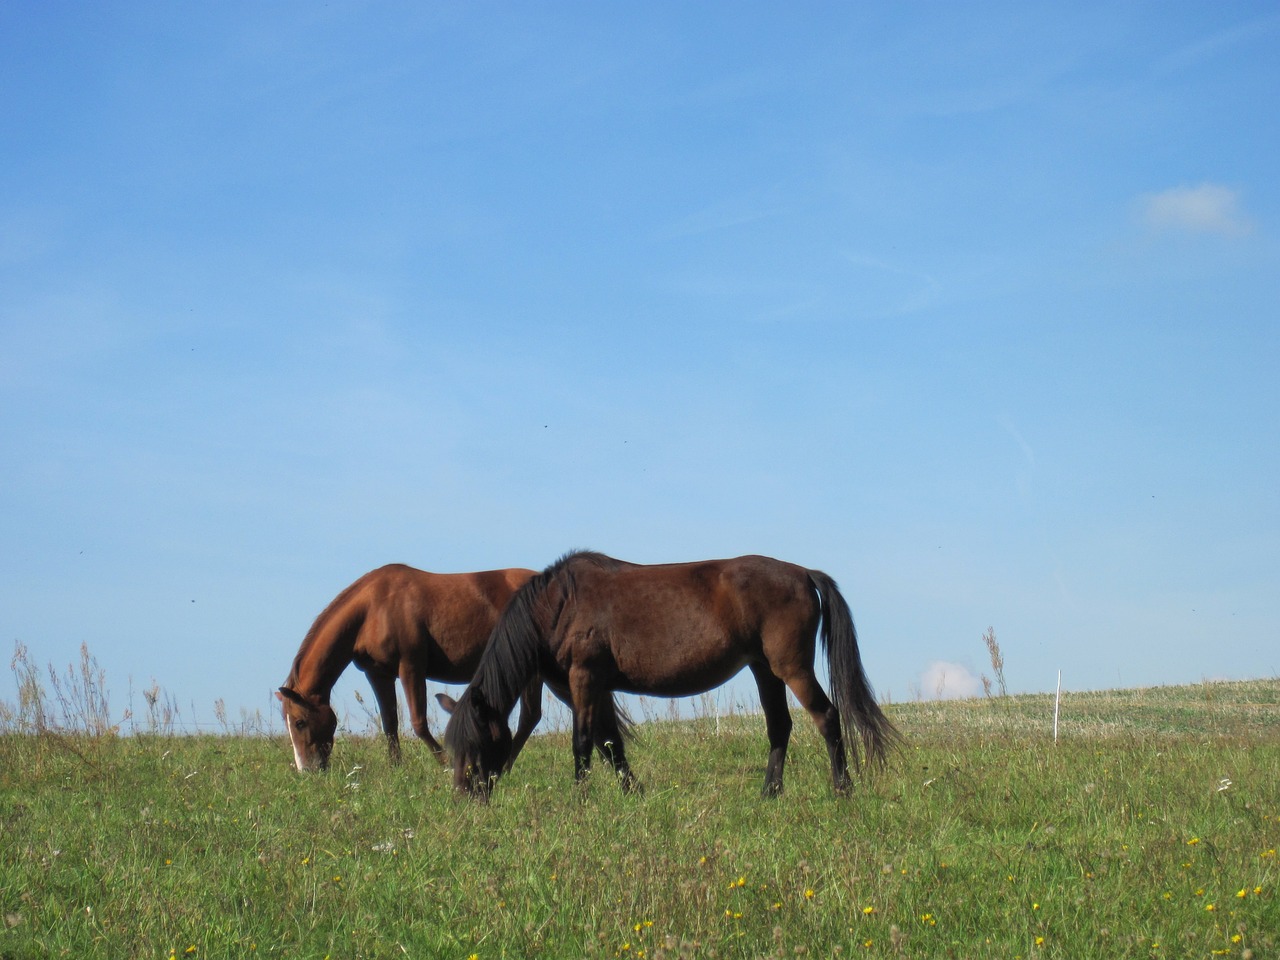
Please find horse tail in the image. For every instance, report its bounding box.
[809,570,900,769]
[609,695,637,744]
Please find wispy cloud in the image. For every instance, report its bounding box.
[1138,183,1253,237]
[662,192,791,239]
[999,414,1036,500]
[841,251,941,317]
[1153,12,1280,75]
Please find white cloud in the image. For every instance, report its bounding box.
[1139,183,1252,237]
[919,660,984,701]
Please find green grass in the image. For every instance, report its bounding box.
[3,680,1278,959]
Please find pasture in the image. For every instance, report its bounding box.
[2,678,1278,959]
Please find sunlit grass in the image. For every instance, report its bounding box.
[2,677,1278,957]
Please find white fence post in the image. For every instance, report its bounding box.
[1053,670,1062,743]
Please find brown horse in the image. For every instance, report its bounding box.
[277,564,543,772]
[442,550,899,799]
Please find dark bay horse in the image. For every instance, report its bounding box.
[442,550,900,799]
[277,564,544,772]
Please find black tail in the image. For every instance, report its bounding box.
[810,570,900,768]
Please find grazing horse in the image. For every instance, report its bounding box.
[442,550,899,799]
[277,564,543,772]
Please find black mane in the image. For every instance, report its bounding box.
[443,550,630,761]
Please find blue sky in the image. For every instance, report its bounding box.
[2,2,1277,733]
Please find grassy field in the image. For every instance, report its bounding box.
[2,678,1278,959]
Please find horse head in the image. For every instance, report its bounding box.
[276,686,338,772]
[438,689,512,800]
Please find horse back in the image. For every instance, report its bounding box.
[297,564,534,688]
[570,554,814,624]
[548,554,819,693]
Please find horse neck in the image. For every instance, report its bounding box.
[288,610,362,702]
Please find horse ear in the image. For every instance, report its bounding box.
[435,693,458,715]
[277,687,311,710]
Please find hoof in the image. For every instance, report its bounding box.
[620,773,645,796]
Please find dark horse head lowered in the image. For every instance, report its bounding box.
[443,550,900,799]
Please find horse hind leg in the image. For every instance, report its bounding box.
[782,671,851,795]
[750,663,794,798]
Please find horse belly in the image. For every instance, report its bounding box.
[608,633,749,698]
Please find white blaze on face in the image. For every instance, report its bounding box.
[286,720,307,771]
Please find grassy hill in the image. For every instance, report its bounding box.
[3,679,1278,958]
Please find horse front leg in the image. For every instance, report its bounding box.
[750,663,794,798]
[572,712,594,783]
[366,672,403,765]
[568,668,595,784]
[399,665,446,764]
[593,696,641,794]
